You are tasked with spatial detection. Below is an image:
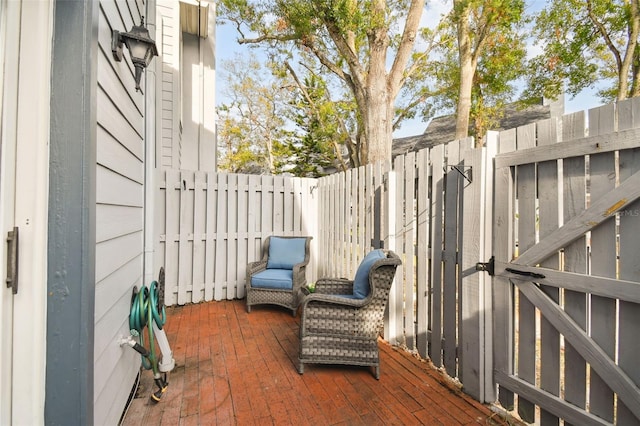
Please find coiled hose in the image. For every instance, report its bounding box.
[129,279,168,402]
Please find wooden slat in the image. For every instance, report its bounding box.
[443,141,460,375]
[214,173,228,301]
[261,175,273,237]
[585,104,617,423]
[494,129,516,410]
[226,174,238,300]
[283,174,293,235]
[494,262,640,303]
[416,148,430,359]
[204,172,217,301]
[460,146,484,400]
[495,372,610,426]
[351,170,359,275]
[164,170,179,305]
[560,111,588,426]
[236,174,249,299]
[614,97,640,425]
[495,127,640,168]
[404,151,416,349]
[514,124,536,423]
[384,167,398,342]
[536,118,561,426]
[429,144,445,367]
[192,171,206,303]
[177,170,193,305]
[357,166,367,268]
[392,155,405,344]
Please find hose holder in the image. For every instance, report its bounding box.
[125,267,173,402]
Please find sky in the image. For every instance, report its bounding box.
[214,2,605,139]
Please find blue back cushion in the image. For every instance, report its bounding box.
[352,249,385,299]
[266,237,306,269]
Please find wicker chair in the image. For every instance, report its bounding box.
[297,249,401,379]
[246,236,312,316]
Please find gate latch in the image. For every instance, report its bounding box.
[475,256,494,276]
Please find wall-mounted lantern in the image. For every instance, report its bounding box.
[112,17,158,92]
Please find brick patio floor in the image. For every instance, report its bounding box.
[120,299,510,425]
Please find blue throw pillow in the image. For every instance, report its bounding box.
[352,249,385,299]
[266,237,307,269]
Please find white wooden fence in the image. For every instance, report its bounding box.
[157,170,318,306]
[157,100,640,424]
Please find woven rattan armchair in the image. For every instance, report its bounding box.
[246,236,312,316]
[297,249,401,379]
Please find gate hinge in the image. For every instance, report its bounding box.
[475,256,494,276]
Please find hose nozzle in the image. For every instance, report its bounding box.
[150,375,168,403]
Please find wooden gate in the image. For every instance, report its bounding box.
[491,100,640,425]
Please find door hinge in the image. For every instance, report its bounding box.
[475,256,494,276]
[6,227,19,294]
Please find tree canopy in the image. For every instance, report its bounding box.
[218,0,428,166]
[217,0,640,174]
[525,0,640,102]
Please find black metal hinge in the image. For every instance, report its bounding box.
[475,256,494,276]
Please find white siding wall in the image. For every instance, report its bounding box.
[158,0,181,169]
[94,1,147,424]
[158,0,216,172]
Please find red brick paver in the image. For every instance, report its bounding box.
[121,300,505,425]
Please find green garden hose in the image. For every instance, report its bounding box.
[129,276,168,402]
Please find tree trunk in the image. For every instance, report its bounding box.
[454,0,476,143]
[362,91,393,165]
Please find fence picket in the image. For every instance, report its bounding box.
[404,151,416,350]
[226,174,238,300]
[416,148,430,359]
[164,169,179,306]
[390,155,404,345]
[177,170,193,305]
[443,140,460,375]
[515,124,537,423]
[536,118,561,426]
[460,140,488,401]
[192,171,206,303]
[494,128,517,411]
[236,174,249,299]
[560,111,588,426]
[204,172,216,301]
[429,144,445,367]
[214,173,228,301]
[588,104,617,423]
[616,96,640,425]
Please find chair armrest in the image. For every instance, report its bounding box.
[247,260,267,276]
[314,278,354,295]
[299,292,368,311]
[299,293,371,336]
[292,263,308,291]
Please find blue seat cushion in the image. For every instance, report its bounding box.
[251,269,293,290]
[352,249,386,299]
[266,237,307,269]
